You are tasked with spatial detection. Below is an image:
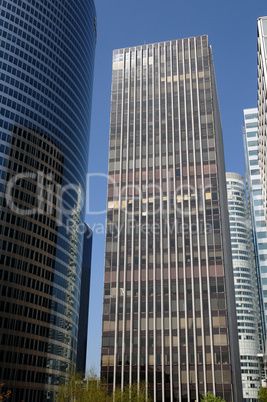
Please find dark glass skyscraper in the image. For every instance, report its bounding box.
[0,1,96,400]
[101,36,242,401]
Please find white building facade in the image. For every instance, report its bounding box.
[226,172,263,401]
[243,108,267,337]
[258,17,267,229]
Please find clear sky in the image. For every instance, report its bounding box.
[86,0,267,374]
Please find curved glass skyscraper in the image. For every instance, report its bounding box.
[226,173,263,401]
[0,1,96,400]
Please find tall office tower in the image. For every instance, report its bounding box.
[101,36,242,401]
[258,17,267,228]
[243,108,267,341]
[226,172,263,401]
[0,1,96,401]
[76,224,93,373]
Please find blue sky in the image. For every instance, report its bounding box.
[86,0,267,374]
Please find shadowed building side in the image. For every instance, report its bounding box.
[76,224,93,374]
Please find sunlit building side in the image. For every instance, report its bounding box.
[226,172,263,401]
[243,108,267,339]
[258,17,267,229]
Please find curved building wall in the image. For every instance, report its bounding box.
[0,1,96,400]
[226,173,263,401]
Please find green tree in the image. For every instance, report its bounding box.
[259,387,267,402]
[56,369,151,401]
[201,392,226,402]
[56,370,109,402]
[113,382,152,402]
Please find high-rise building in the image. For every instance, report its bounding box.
[76,224,93,374]
[101,36,242,401]
[243,108,267,341]
[226,172,263,401]
[0,1,96,400]
[257,17,267,228]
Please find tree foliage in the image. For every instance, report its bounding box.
[0,383,11,401]
[201,392,226,402]
[259,387,267,402]
[113,382,152,402]
[56,370,151,402]
[56,370,108,402]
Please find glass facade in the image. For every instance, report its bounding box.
[0,1,96,401]
[226,172,263,401]
[243,108,267,338]
[257,17,267,229]
[101,36,242,401]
